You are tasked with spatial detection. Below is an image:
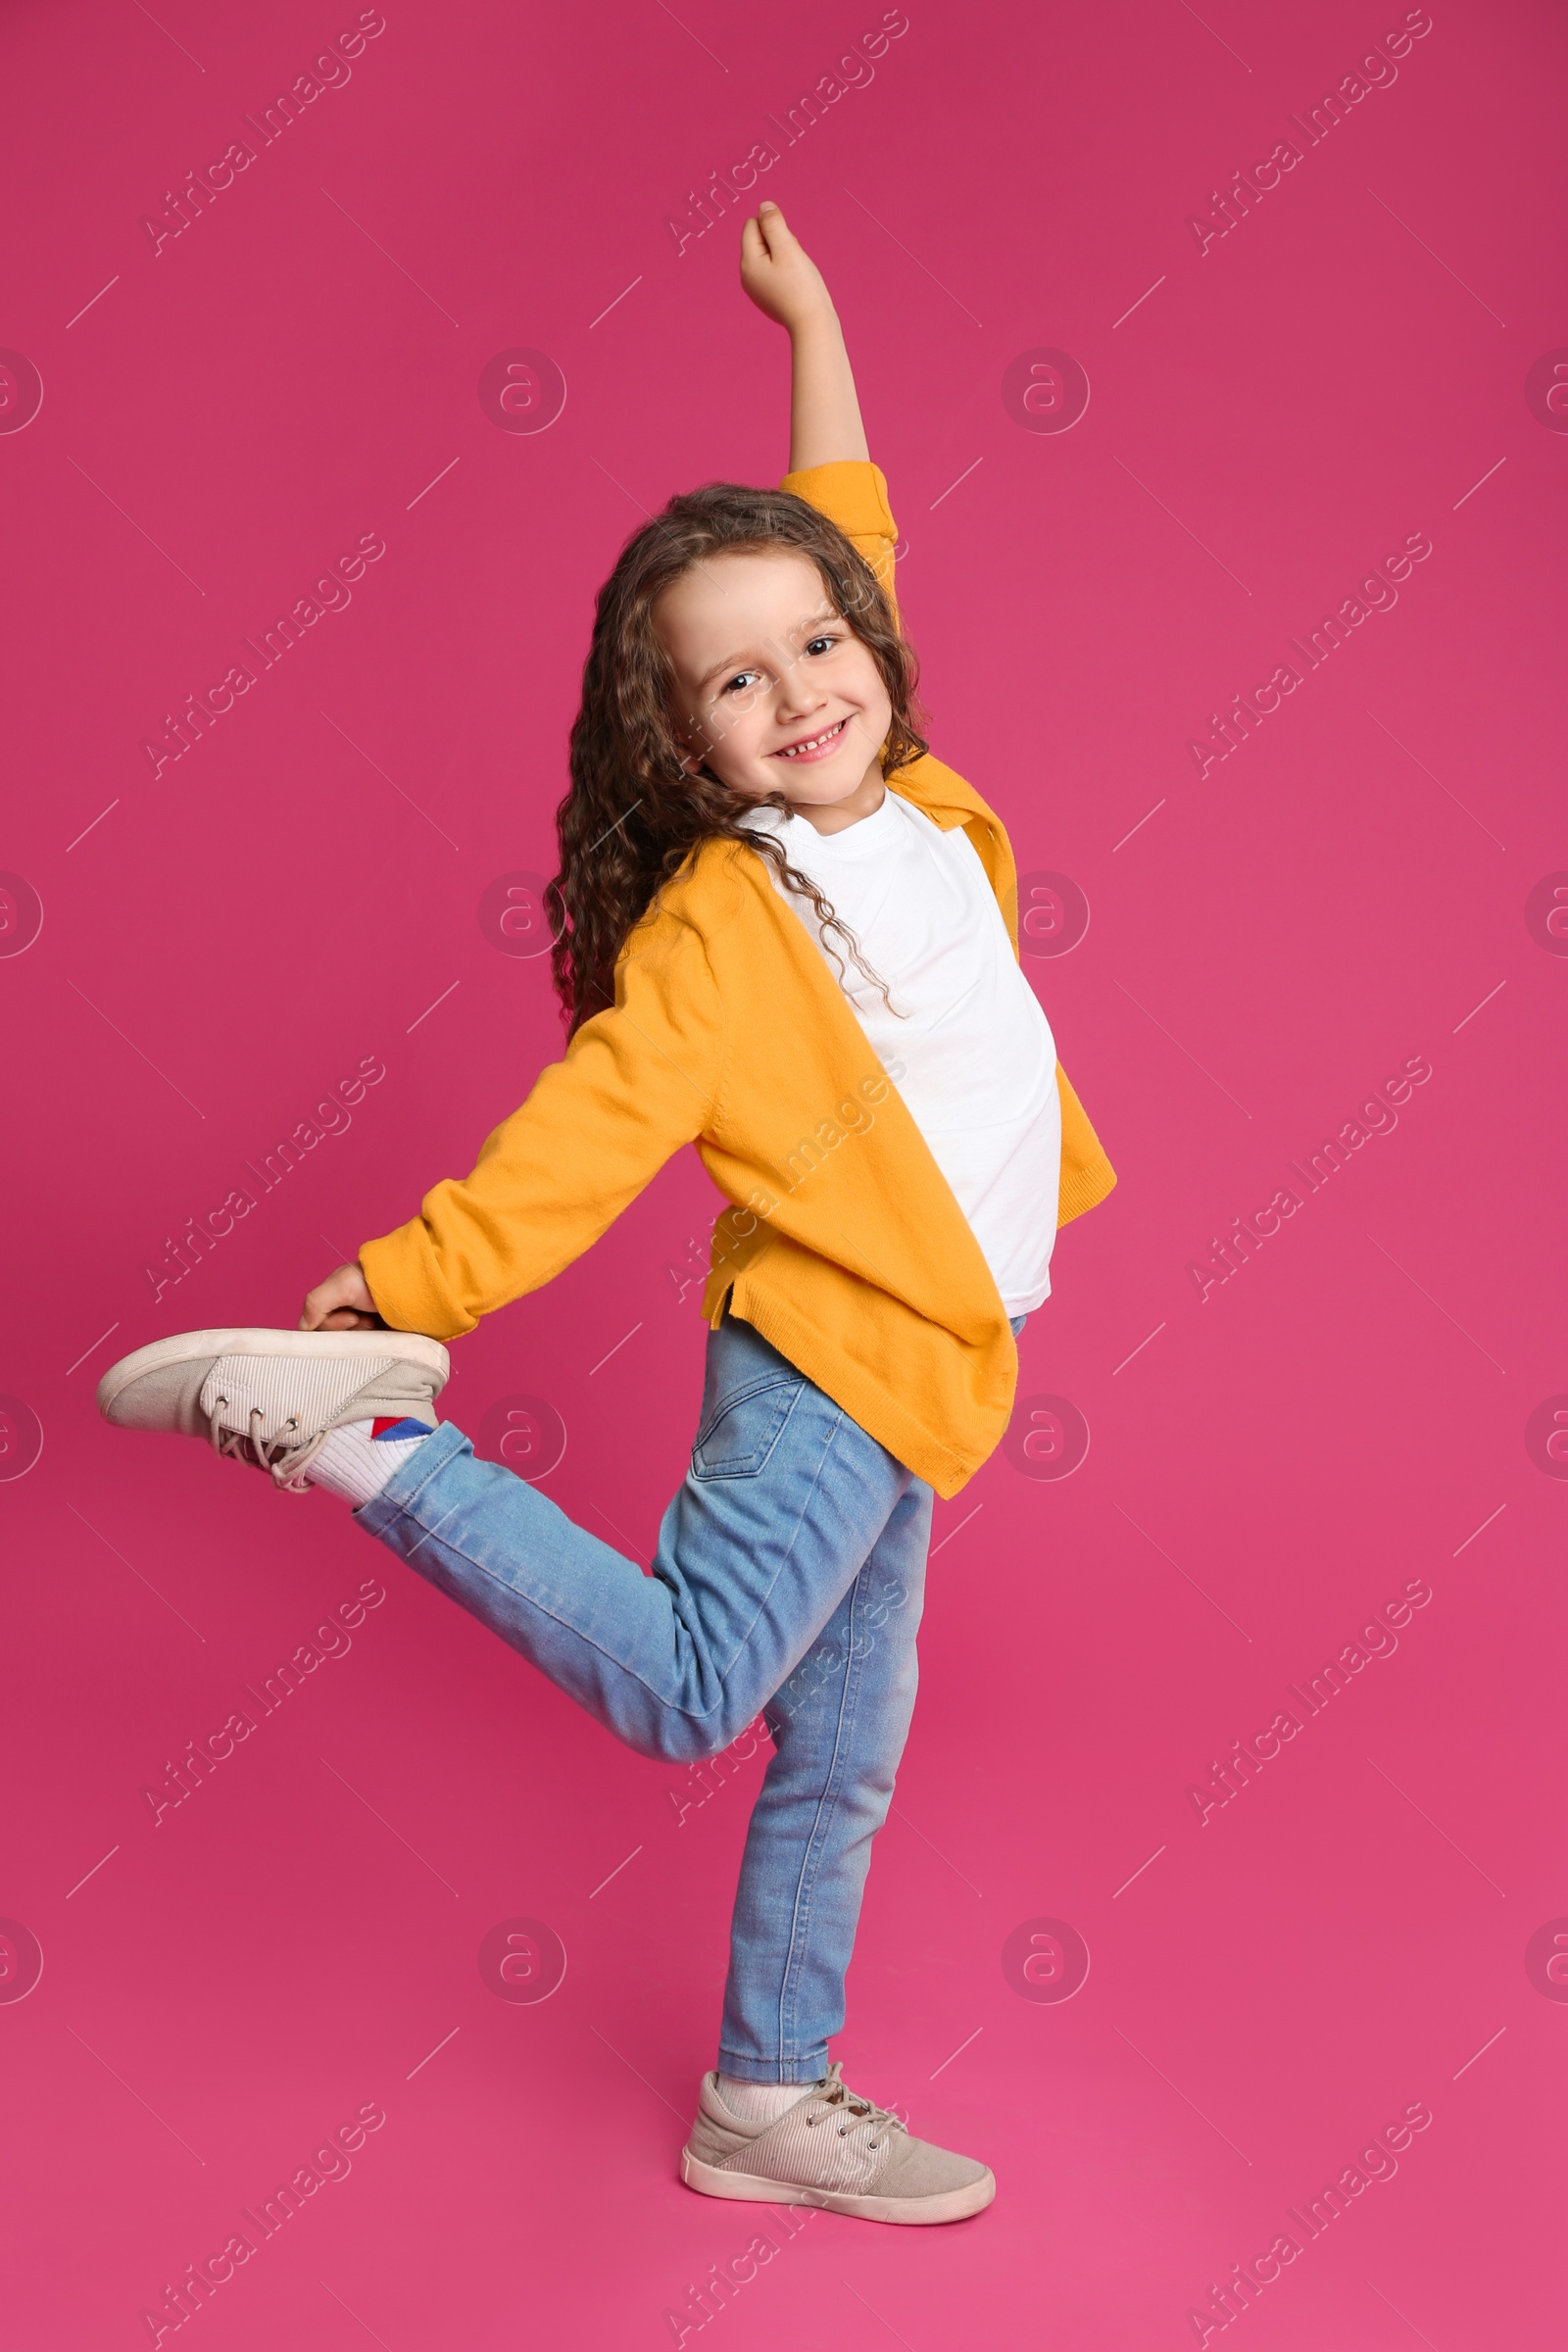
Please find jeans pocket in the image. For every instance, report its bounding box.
[691,1374,804,1480]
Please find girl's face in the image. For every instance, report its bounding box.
[654,549,894,816]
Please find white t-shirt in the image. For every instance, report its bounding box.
[740,790,1061,1313]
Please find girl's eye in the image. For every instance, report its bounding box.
[724,670,761,695]
[805,634,838,656]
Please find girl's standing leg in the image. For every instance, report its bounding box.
[716,1475,931,2083]
[714,1315,1024,2084]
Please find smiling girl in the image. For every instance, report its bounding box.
[99,202,1114,2224]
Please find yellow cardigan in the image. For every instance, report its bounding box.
[359,461,1115,1496]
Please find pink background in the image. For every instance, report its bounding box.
[2,0,1563,2343]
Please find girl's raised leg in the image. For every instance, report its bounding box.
[357,1309,917,1764]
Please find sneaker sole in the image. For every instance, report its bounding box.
[679,2146,996,2225]
[96,1327,451,1420]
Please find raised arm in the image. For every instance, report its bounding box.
[740,202,868,471]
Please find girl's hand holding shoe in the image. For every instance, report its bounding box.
[300,1261,385,1332]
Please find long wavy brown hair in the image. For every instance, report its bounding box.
[547,484,928,1036]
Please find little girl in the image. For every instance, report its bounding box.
[99,204,1114,2225]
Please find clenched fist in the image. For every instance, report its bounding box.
[739,202,836,334]
[301,1260,384,1332]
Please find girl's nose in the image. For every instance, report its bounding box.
[773,681,826,724]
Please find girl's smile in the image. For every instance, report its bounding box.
[771,715,850,762]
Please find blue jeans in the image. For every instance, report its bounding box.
[358,1304,1023,2083]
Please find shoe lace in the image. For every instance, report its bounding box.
[210,1396,329,1494]
[801,2061,906,2153]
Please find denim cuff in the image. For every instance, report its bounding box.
[354,1417,471,1538]
[715,2048,830,2085]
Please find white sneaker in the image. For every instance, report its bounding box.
[96,1328,449,1493]
[680,2062,997,2225]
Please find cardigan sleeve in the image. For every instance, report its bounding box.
[779,459,901,631]
[358,911,725,1339]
